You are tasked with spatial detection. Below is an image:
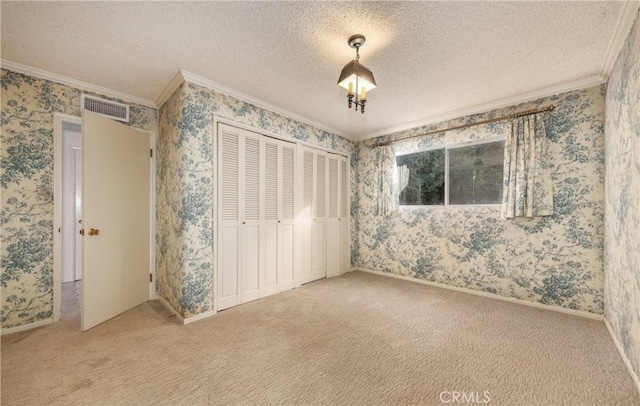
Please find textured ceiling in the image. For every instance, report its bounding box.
[0,1,630,140]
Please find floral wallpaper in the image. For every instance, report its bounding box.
[0,69,158,329]
[156,84,189,316]
[355,85,606,314]
[156,81,356,318]
[604,10,640,383]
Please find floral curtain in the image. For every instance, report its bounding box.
[501,113,554,218]
[376,145,399,216]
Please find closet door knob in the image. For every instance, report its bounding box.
[242,221,246,225]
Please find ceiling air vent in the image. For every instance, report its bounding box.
[81,94,130,123]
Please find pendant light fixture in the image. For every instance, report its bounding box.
[337,34,377,114]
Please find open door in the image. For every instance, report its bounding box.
[81,110,151,331]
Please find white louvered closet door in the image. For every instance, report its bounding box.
[313,152,327,281]
[262,138,279,297]
[300,148,315,284]
[217,124,242,310]
[326,154,341,278]
[339,157,350,274]
[241,132,262,304]
[279,142,296,291]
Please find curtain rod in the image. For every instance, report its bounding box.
[375,104,555,147]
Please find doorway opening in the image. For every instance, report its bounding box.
[54,114,83,324]
[60,121,82,320]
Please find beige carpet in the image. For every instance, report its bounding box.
[2,271,639,406]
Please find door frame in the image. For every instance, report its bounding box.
[53,112,157,323]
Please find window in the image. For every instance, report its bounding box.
[396,139,505,206]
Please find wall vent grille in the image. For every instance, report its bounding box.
[81,94,130,122]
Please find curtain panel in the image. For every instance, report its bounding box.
[501,113,554,218]
[376,145,399,216]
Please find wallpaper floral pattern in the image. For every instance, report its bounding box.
[156,81,356,318]
[355,85,606,314]
[0,69,158,329]
[604,10,640,383]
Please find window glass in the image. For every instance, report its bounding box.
[448,141,504,205]
[396,149,445,205]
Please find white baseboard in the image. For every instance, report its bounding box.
[605,318,640,396]
[352,268,604,321]
[156,295,216,325]
[1,318,53,336]
[183,310,216,324]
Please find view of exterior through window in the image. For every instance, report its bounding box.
[397,149,445,205]
[397,140,505,206]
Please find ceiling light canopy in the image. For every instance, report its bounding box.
[337,34,376,114]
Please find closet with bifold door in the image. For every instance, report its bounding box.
[299,146,350,285]
[217,123,296,311]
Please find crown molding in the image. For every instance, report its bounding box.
[600,1,640,80]
[154,70,185,108]
[359,74,607,142]
[0,59,157,108]
[178,69,355,141]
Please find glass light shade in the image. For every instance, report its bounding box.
[337,60,377,94]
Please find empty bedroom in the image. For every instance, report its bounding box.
[1,1,639,405]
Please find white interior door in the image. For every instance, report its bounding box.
[326,155,340,278]
[81,110,151,331]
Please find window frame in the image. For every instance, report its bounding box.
[395,135,505,208]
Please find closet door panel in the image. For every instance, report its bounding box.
[262,139,279,297]
[326,155,340,278]
[280,143,296,291]
[340,157,350,274]
[312,152,327,281]
[281,224,295,288]
[217,124,241,310]
[241,133,261,303]
[242,225,260,302]
[264,225,278,291]
[312,222,326,280]
[219,226,240,310]
[300,148,315,284]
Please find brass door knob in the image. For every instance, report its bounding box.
[88,228,100,236]
[79,229,85,236]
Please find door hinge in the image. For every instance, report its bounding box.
[150,149,153,158]
[149,273,153,283]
